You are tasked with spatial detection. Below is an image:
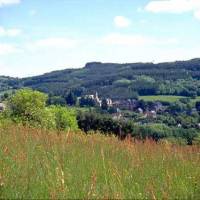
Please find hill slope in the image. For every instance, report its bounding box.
[2,58,200,98]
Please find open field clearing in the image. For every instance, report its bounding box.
[191,96,200,103]
[139,95,200,105]
[139,95,185,103]
[0,124,200,199]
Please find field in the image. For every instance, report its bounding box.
[139,95,185,103]
[0,124,200,199]
[139,95,200,105]
[191,96,200,103]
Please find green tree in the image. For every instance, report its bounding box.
[168,101,186,114]
[180,129,198,145]
[79,97,96,107]
[195,101,200,112]
[9,88,47,125]
[65,92,77,106]
[3,92,9,100]
[101,99,108,110]
[47,95,66,106]
[47,105,78,131]
[143,123,171,141]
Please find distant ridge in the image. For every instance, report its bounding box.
[1,58,200,99]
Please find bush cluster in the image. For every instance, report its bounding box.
[1,89,78,131]
[77,112,199,145]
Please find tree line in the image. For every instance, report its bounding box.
[1,88,200,145]
[1,89,78,131]
[77,112,199,145]
[2,59,200,99]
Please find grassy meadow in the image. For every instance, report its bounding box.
[139,95,200,104]
[139,95,185,103]
[0,124,200,199]
[191,96,200,103]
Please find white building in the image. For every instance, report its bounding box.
[85,92,102,106]
[0,103,6,112]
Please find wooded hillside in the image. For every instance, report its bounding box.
[1,58,200,99]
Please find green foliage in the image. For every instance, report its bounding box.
[65,92,77,106]
[129,75,158,95]
[8,88,47,125]
[113,79,132,87]
[40,108,57,130]
[79,97,97,107]
[168,101,187,114]
[195,101,200,111]
[3,59,200,98]
[4,89,78,131]
[172,128,199,145]
[101,99,108,110]
[47,95,66,106]
[77,112,200,144]
[182,129,198,145]
[0,76,19,96]
[142,123,172,141]
[136,75,155,83]
[47,106,78,131]
[77,112,120,134]
[193,134,200,145]
[107,107,118,114]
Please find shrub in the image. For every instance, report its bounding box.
[47,106,78,131]
[8,88,47,126]
[5,89,78,131]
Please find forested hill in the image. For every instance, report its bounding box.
[1,58,200,99]
[0,76,20,95]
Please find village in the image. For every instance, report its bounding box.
[0,103,6,112]
[83,92,164,120]
[0,92,163,118]
[1,91,200,129]
[80,92,200,129]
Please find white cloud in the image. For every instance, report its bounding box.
[0,0,21,7]
[0,43,20,55]
[5,28,21,37]
[35,37,77,48]
[145,0,192,13]
[101,33,178,46]
[26,37,78,52]
[145,0,200,20]
[194,10,200,20]
[102,33,148,46]
[114,16,131,28]
[0,26,21,37]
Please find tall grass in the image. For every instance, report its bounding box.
[0,124,200,199]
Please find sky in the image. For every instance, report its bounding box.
[0,0,200,77]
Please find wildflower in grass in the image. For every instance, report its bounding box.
[3,145,9,155]
[87,171,97,198]
[0,174,4,187]
[56,167,65,190]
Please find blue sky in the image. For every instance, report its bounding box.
[0,0,200,77]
